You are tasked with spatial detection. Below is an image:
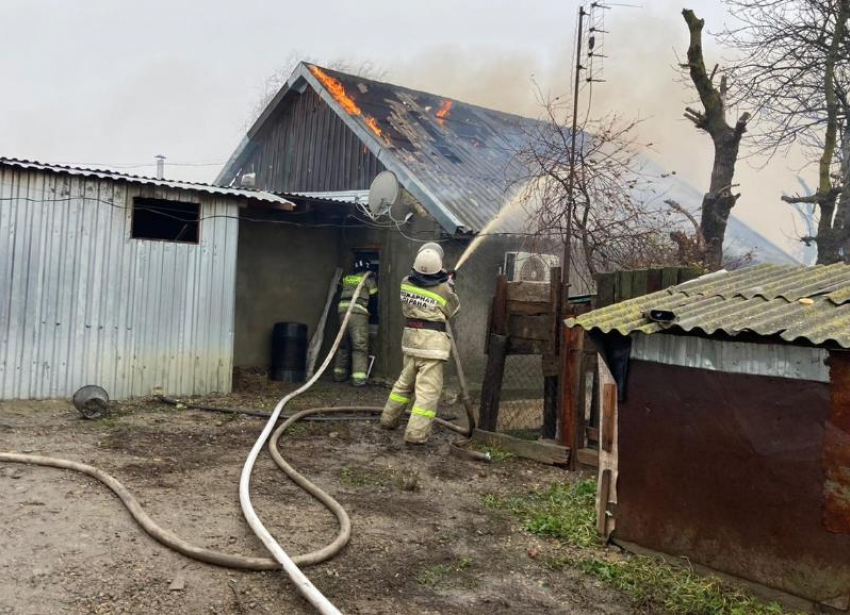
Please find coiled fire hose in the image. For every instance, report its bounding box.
[0,272,486,615]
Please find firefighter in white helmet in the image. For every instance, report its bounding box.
[380,242,459,444]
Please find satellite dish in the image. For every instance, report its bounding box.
[368,171,400,218]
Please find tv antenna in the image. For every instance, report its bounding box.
[367,171,400,219]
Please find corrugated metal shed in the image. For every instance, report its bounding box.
[216,63,798,265]
[567,263,850,349]
[0,163,240,399]
[0,157,294,209]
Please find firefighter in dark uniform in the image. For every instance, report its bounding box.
[333,259,378,386]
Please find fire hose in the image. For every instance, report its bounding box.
[0,272,487,615]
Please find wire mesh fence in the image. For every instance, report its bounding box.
[494,355,545,437]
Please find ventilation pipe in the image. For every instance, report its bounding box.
[155,154,166,179]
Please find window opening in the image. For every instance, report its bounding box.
[131,197,200,243]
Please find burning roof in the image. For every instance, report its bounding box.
[218,63,798,264]
[308,66,386,143]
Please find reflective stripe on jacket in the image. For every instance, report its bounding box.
[399,275,460,361]
[338,273,378,314]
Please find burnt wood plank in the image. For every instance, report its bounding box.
[506,281,551,303]
[507,300,551,316]
[471,429,570,466]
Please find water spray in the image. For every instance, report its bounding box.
[454,192,527,271]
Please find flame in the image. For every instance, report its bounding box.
[309,65,385,141]
[364,116,383,136]
[436,100,453,125]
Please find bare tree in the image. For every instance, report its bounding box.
[720,0,850,263]
[681,9,751,270]
[515,103,690,290]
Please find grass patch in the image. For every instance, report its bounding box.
[578,557,788,615]
[339,465,419,491]
[339,466,391,488]
[484,479,598,547]
[415,556,473,587]
[484,480,799,615]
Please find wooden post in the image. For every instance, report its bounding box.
[479,334,507,431]
[479,274,509,431]
[601,383,617,453]
[543,267,562,440]
[559,325,585,468]
[574,343,593,455]
[597,469,612,535]
[543,372,558,440]
[492,274,508,336]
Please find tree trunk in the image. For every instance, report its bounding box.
[682,9,750,270]
[837,128,850,261]
[815,0,849,264]
[701,131,743,268]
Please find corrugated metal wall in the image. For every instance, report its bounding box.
[241,87,385,192]
[631,332,830,382]
[0,167,239,400]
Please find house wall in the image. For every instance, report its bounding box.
[233,209,343,368]
[236,87,385,193]
[227,83,565,394]
[616,358,850,603]
[0,168,239,400]
[231,202,530,395]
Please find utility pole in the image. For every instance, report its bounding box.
[559,4,587,468]
[562,5,586,301]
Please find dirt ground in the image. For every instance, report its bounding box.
[0,376,634,615]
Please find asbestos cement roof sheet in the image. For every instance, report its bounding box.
[0,157,294,208]
[567,263,850,349]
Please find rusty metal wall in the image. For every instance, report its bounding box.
[824,351,850,534]
[240,87,384,193]
[617,359,850,603]
[0,167,239,400]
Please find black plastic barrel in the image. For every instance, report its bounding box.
[271,322,308,382]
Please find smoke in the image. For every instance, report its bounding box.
[383,6,810,260]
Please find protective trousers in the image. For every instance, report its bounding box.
[333,312,370,385]
[380,354,444,443]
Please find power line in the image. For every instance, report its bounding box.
[0,192,568,239]
[50,160,225,169]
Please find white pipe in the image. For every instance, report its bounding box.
[239,273,372,615]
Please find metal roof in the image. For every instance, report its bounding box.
[217,63,797,264]
[282,190,370,205]
[567,263,850,349]
[0,157,294,209]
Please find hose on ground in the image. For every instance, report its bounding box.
[156,396,458,423]
[1,273,488,615]
[0,451,283,570]
[237,274,385,615]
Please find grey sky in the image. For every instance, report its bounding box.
[1,1,808,259]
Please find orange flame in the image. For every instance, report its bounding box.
[309,65,385,141]
[436,100,453,125]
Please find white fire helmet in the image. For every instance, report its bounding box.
[413,247,443,275]
[418,242,444,259]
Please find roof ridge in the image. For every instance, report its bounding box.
[307,63,544,126]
